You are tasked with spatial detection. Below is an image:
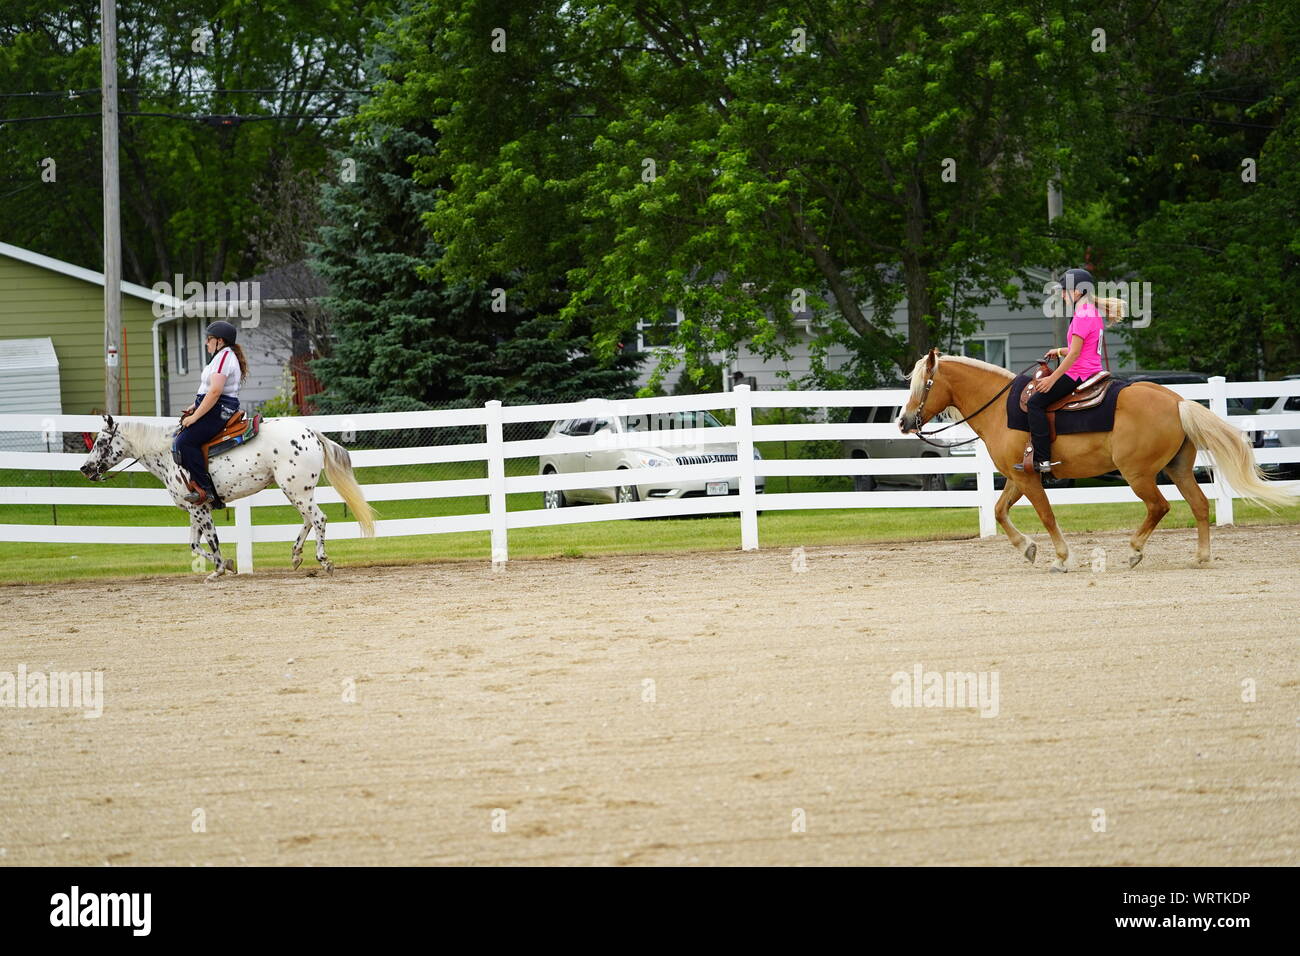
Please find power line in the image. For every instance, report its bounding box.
[0,87,373,98]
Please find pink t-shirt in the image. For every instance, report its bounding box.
[1066,300,1104,380]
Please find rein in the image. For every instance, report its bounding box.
[912,360,1045,449]
[95,456,143,480]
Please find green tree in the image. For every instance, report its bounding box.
[0,0,381,282]
[369,0,1113,388]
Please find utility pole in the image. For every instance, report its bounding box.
[1047,172,1067,348]
[101,0,121,414]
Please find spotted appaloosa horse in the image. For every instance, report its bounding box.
[79,415,376,581]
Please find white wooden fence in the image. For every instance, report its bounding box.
[1,379,1297,573]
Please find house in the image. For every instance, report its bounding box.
[160,262,326,416]
[0,242,182,418]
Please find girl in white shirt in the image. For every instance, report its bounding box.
[173,320,248,508]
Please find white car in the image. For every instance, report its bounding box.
[539,410,765,507]
[1253,374,1300,476]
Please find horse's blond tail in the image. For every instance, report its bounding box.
[1178,401,1298,512]
[313,430,376,537]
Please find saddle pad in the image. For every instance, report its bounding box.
[1006,375,1131,434]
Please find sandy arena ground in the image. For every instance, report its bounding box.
[1,524,1297,866]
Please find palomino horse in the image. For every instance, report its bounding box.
[898,350,1298,570]
[79,415,376,581]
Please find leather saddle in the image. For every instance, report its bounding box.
[1017,362,1115,471]
[1019,364,1113,417]
[201,410,262,466]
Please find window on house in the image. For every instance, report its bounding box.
[962,336,1010,369]
[637,307,682,350]
[177,319,189,374]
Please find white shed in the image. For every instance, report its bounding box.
[0,337,63,452]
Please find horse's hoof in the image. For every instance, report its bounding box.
[1129,551,1143,569]
[292,555,302,570]
[1024,542,1037,564]
[322,560,334,574]
[1050,563,1068,573]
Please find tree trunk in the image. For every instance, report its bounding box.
[901,175,935,372]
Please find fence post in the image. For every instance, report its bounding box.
[734,384,759,551]
[975,441,997,538]
[1208,375,1234,526]
[485,399,508,564]
[234,501,254,573]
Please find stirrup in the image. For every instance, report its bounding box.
[1013,459,1060,474]
[183,480,213,506]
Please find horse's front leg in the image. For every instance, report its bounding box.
[189,508,219,568]
[1015,476,1072,571]
[191,506,231,582]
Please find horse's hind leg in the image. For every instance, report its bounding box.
[287,490,331,573]
[1164,438,1211,565]
[1016,477,1072,571]
[1119,468,1171,569]
[994,481,1036,563]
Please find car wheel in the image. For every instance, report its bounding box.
[921,454,945,491]
[852,453,875,491]
[616,482,639,504]
[542,468,566,509]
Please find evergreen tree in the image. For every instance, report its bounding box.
[308,122,642,411]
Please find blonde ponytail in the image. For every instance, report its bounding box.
[1086,293,1127,326]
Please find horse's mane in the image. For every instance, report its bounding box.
[115,419,176,456]
[908,353,1013,417]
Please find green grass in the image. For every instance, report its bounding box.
[3,441,1297,584]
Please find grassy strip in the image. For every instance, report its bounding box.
[1,498,1295,585]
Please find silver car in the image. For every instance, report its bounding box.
[539,410,765,507]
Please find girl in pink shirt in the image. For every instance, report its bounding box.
[1016,268,1123,475]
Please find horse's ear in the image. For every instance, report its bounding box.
[926,348,939,373]
[105,414,115,430]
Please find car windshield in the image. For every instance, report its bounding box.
[621,410,725,432]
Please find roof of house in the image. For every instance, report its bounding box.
[0,337,59,370]
[0,241,184,308]
[243,261,329,300]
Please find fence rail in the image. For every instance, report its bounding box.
[2,378,1298,573]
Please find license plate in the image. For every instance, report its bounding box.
[706,481,729,496]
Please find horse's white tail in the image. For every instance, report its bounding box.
[1179,401,1299,511]
[313,430,377,536]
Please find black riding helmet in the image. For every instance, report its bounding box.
[205,320,238,345]
[1060,268,1094,296]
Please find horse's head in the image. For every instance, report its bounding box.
[79,414,129,481]
[898,348,954,433]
